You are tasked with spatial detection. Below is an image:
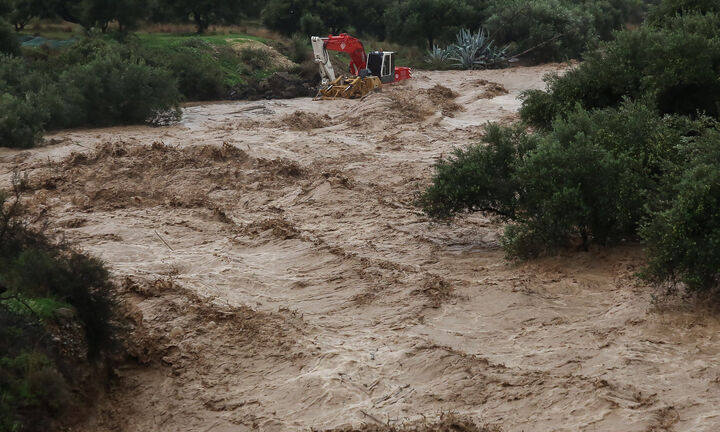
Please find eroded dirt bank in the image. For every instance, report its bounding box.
[2,65,719,432]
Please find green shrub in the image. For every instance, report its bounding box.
[0,94,47,148]
[648,0,720,23]
[641,130,720,293]
[580,0,644,39]
[0,37,183,148]
[0,349,70,431]
[507,133,641,257]
[483,0,642,63]
[521,12,720,128]
[484,0,597,62]
[420,101,700,258]
[140,40,226,100]
[280,35,312,64]
[0,17,19,56]
[49,53,180,128]
[418,123,539,220]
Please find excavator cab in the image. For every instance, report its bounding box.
[366,51,396,84]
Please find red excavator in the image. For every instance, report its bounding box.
[311,33,412,99]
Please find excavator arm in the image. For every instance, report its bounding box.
[320,34,367,75]
[311,34,368,85]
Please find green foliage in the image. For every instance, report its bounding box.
[281,35,312,64]
[238,46,272,72]
[484,0,596,62]
[150,0,246,33]
[483,0,643,62]
[383,0,484,48]
[418,123,539,220]
[504,103,676,257]
[53,54,180,128]
[648,0,720,23]
[420,101,699,258]
[425,44,450,67]
[0,17,19,56]
[135,34,289,97]
[262,0,351,36]
[0,37,181,147]
[74,0,148,32]
[1,0,32,31]
[0,351,69,431]
[641,130,720,293]
[142,40,225,100]
[0,93,47,148]
[0,55,49,148]
[4,296,71,319]
[446,27,507,69]
[521,12,720,129]
[299,12,324,37]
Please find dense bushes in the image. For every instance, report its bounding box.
[421,6,720,297]
[419,101,695,257]
[54,54,180,127]
[0,179,118,430]
[0,38,181,148]
[260,0,644,63]
[641,130,720,293]
[521,12,720,128]
[648,0,720,23]
[484,0,595,62]
[0,17,19,55]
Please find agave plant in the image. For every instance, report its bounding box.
[447,28,508,70]
[425,44,450,64]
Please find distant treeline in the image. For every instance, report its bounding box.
[2,0,647,56]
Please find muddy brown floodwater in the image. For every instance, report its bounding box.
[2,65,720,432]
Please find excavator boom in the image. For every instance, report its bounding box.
[320,34,368,75]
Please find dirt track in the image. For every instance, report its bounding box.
[2,65,720,432]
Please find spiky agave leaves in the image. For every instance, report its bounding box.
[425,43,451,68]
[448,28,508,70]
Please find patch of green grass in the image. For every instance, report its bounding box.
[136,33,281,88]
[4,296,73,320]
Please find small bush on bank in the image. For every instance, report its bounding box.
[521,12,720,129]
[417,123,539,220]
[0,94,47,148]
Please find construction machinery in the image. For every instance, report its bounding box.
[311,34,412,99]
